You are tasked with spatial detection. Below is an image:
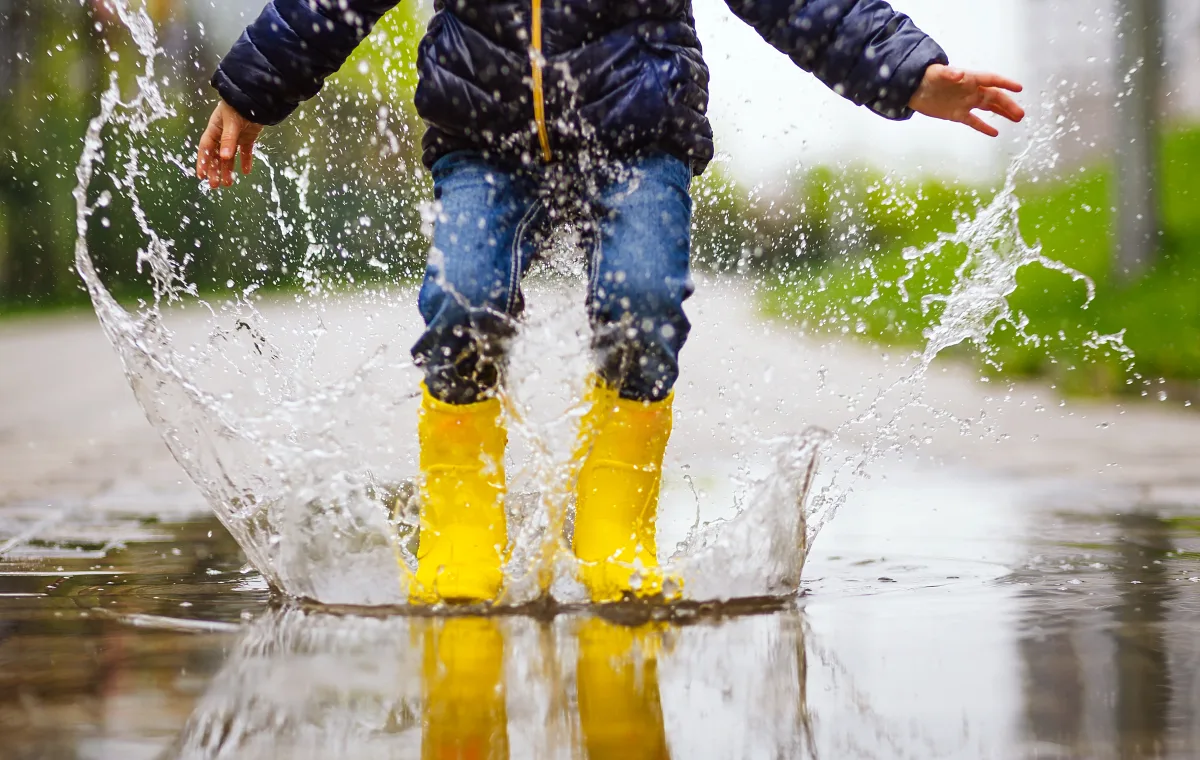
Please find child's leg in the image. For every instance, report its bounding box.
[572,151,693,603]
[412,151,543,404]
[407,151,540,604]
[586,152,694,401]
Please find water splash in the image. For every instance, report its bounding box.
[72,1,824,607]
[801,127,1116,541]
[71,4,1124,608]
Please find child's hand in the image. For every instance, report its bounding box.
[195,100,263,189]
[908,64,1025,137]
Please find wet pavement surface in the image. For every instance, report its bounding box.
[4,475,1200,759]
[4,288,1200,759]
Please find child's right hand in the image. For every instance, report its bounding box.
[195,100,264,189]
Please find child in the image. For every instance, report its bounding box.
[196,0,1024,605]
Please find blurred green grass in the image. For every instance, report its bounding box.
[761,126,1200,396]
[0,0,431,314]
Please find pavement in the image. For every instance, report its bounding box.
[2,279,1197,513]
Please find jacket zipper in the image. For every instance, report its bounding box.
[529,0,553,162]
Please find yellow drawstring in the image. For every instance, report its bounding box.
[530,0,553,162]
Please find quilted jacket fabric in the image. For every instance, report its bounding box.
[212,0,947,174]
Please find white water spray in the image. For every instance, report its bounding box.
[71,3,1125,607]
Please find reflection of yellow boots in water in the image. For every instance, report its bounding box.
[573,381,681,603]
[577,617,670,760]
[409,384,508,605]
[421,618,509,760]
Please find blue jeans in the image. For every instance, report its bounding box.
[412,150,694,404]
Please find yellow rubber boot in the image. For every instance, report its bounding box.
[576,618,669,760]
[409,384,508,605]
[573,381,681,603]
[421,617,509,760]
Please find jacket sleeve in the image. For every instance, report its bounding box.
[722,0,948,120]
[211,0,402,125]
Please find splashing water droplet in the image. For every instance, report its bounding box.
[70,3,1129,608]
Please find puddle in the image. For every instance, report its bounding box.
[5,475,1200,759]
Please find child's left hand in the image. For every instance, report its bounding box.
[908,64,1025,137]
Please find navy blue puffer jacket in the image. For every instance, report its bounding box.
[213,0,947,175]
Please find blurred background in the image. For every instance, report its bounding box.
[1,0,1198,396]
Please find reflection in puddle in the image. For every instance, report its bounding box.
[165,605,810,760]
[4,496,1200,758]
[1014,511,1195,760]
[422,617,510,760]
[577,618,670,760]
